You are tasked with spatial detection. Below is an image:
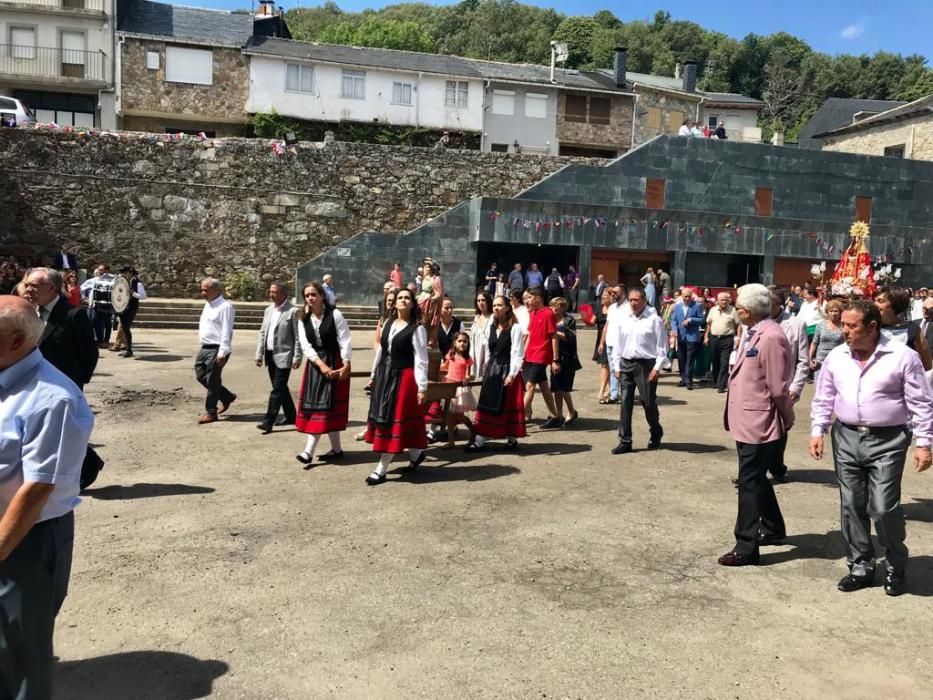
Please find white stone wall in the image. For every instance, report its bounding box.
[700,107,760,142]
[822,117,933,160]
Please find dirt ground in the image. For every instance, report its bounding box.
[53,329,933,699]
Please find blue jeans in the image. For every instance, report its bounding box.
[607,345,619,399]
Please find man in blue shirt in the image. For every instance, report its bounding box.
[525,263,544,289]
[671,287,706,389]
[322,274,337,307]
[507,263,524,294]
[0,296,94,699]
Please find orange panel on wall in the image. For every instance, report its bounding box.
[773,258,816,288]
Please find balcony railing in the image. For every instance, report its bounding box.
[0,0,107,11]
[0,45,106,83]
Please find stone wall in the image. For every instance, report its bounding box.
[632,88,701,146]
[556,93,634,153]
[822,117,933,161]
[118,38,250,128]
[0,129,592,296]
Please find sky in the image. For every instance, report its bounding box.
[200,0,931,61]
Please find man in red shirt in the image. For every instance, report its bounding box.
[523,287,562,428]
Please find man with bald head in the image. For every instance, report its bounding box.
[0,296,94,698]
[705,292,742,393]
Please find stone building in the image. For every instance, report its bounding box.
[798,97,906,150]
[115,0,255,136]
[817,95,933,161]
[299,135,933,305]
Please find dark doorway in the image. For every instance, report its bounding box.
[726,255,761,286]
[476,242,579,292]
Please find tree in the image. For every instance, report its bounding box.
[552,16,600,69]
[317,18,435,53]
[762,51,805,133]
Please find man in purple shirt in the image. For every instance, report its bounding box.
[810,300,933,596]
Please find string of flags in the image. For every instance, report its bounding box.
[487,211,925,264]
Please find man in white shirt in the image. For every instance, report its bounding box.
[611,288,667,453]
[195,277,236,425]
[598,285,633,403]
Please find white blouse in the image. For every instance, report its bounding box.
[469,314,492,378]
[370,321,429,391]
[298,309,352,363]
[482,321,525,380]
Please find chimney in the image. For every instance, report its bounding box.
[613,47,627,89]
[674,62,682,80]
[682,60,697,94]
[257,0,275,17]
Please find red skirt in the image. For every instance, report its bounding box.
[472,374,527,439]
[295,358,350,435]
[423,400,444,425]
[365,367,429,453]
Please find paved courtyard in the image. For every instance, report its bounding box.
[55,329,933,699]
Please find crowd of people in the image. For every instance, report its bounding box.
[2,246,932,696]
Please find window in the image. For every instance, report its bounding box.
[565,94,587,123]
[855,196,872,223]
[668,110,684,133]
[10,27,36,60]
[286,63,314,93]
[884,144,906,158]
[645,106,661,130]
[589,97,611,125]
[340,69,365,99]
[645,178,665,209]
[146,51,159,70]
[60,31,86,78]
[525,92,547,119]
[165,46,212,85]
[491,143,508,152]
[445,80,468,108]
[755,187,773,217]
[491,89,515,116]
[707,114,719,128]
[391,82,413,105]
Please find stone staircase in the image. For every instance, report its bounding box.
[135,299,475,332]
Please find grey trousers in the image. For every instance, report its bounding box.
[617,358,662,445]
[831,422,911,576]
[194,347,235,415]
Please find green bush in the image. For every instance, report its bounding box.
[224,271,258,301]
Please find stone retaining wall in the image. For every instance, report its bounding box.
[0,129,594,296]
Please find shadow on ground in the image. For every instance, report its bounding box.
[904,498,933,524]
[133,354,187,363]
[784,468,838,487]
[758,531,844,566]
[85,483,215,500]
[57,651,228,700]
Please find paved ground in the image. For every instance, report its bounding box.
[54,329,933,699]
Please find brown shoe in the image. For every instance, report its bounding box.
[218,394,237,415]
[717,549,759,566]
[198,413,218,425]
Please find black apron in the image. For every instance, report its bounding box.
[477,324,512,415]
[368,321,416,426]
[301,311,339,413]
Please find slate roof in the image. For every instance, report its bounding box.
[596,68,762,106]
[797,97,906,149]
[117,0,254,47]
[815,95,933,139]
[244,37,630,94]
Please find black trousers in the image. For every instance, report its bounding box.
[676,340,701,384]
[0,512,74,700]
[118,308,137,353]
[768,433,789,479]
[264,351,296,424]
[734,440,786,555]
[194,346,235,414]
[91,309,112,344]
[709,334,734,391]
[618,358,662,445]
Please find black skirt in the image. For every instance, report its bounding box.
[368,358,401,426]
[477,360,509,415]
[301,349,335,412]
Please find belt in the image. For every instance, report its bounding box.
[201,343,220,350]
[838,421,906,436]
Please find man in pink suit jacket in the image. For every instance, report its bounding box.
[719,284,794,567]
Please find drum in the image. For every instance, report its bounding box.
[109,274,131,314]
[90,274,116,312]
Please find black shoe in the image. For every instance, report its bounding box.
[318,449,344,461]
[686,383,694,391]
[717,550,759,566]
[563,410,579,427]
[884,570,907,596]
[677,380,686,387]
[275,416,296,427]
[464,442,485,453]
[837,573,874,592]
[717,388,726,394]
[770,470,790,484]
[404,451,427,471]
[256,422,273,434]
[120,351,134,358]
[295,452,312,465]
[503,439,519,451]
[611,442,633,455]
[758,532,786,547]
[366,472,386,485]
[647,431,663,450]
[540,416,563,429]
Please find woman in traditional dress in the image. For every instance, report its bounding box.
[295,281,352,467]
[417,259,444,346]
[364,287,429,484]
[356,287,397,441]
[470,290,493,379]
[466,295,526,452]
